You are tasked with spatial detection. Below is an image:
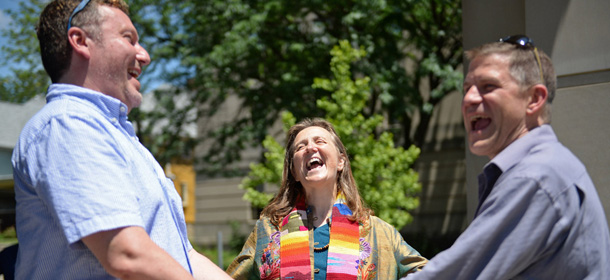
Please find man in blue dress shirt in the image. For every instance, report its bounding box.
[403,36,610,279]
[11,0,232,279]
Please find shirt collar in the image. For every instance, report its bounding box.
[474,125,558,217]
[488,124,558,174]
[46,84,129,120]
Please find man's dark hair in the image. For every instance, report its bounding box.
[36,0,129,82]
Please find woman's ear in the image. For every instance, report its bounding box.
[337,154,346,172]
[67,27,91,60]
[290,161,299,182]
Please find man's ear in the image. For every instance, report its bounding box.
[67,27,91,59]
[526,84,548,116]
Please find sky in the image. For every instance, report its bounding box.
[0,0,24,77]
[0,0,165,92]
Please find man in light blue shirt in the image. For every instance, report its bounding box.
[12,0,232,279]
[403,35,610,279]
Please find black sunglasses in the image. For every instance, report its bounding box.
[499,35,545,84]
[67,0,92,32]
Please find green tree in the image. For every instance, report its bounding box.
[241,41,420,228]
[1,0,462,174]
[130,87,199,167]
[127,0,462,175]
[0,0,193,166]
[0,0,49,103]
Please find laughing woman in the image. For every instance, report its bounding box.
[227,118,427,280]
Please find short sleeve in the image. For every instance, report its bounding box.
[27,114,144,245]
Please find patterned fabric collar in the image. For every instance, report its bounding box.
[279,193,359,280]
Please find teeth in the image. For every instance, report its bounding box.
[128,70,139,78]
[470,115,485,121]
[470,115,489,126]
[307,157,323,169]
[470,115,489,130]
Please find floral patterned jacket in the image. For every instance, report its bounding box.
[226,215,427,280]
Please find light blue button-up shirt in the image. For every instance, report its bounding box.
[12,84,192,279]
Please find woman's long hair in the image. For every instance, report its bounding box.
[261,118,372,226]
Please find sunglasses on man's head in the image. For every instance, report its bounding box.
[499,35,536,49]
[498,35,544,84]
[67,0,92,31]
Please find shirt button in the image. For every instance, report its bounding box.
[314,268,320,274]
[120,106,126,113]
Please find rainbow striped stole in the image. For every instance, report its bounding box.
[326,196,359,280]
[279,199,310,279]
[279,194,359,280]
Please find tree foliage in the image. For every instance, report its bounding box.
[1,0,462,175]
[241,41,421,228]
[128,0,462,175]
[0,0,49,103]
[130,87,199,166]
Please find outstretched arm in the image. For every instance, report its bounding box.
[188,248,233,280]
[83,226,195,280]
[402,177,562,279]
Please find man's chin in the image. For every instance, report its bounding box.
[468,140,492,158]
[124,90,143,111]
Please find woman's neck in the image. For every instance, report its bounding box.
[305,184,336,227]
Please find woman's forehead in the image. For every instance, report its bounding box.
[295,126,333,140]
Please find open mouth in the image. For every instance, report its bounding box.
[470,115,491,131]
[306,157,324,170]
[128,69,140,79]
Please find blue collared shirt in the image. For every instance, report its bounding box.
[12,84,192,279]
[403,125,610,280]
